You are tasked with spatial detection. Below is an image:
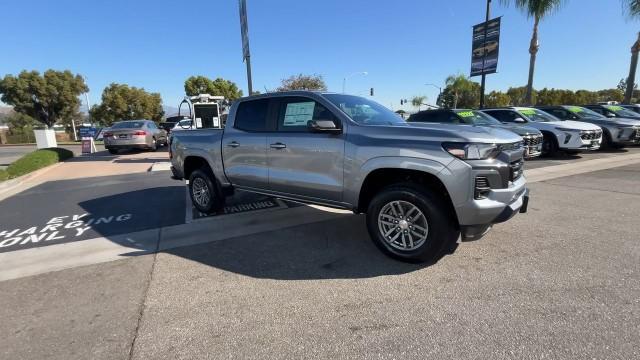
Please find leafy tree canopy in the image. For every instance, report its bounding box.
[439,75,480,109]
[90,83,164,126]
[276,74,327,92]
[184,76,243,99]
[0,70,88,128]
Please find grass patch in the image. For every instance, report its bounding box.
[1,148,73,181]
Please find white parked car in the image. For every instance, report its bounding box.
[482,107,603,156]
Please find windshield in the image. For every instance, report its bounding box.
[324,94,406,126]
[605,105,639,118]
[454,110,502,125]
[111,121,145,129]
[519,108,559,122]
[566,106,606,119]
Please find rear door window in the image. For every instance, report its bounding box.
[234,99,270,132]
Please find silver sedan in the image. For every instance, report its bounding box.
[103,120,167,154]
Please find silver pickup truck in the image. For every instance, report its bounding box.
[170,91,529,262]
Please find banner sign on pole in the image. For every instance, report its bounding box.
[470,17,501,77]
[239,0,250,61]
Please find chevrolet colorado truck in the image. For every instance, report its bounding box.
[170,91,529,262]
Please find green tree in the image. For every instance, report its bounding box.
[622,2,640,103]
[506,86,537,106]
[184,76,243,99]
[485,91,512,107]
[411,96,428,111]
[0,70,88,128]
[503,0,566,105]
[439,75,479,109]
[90,83,164,126]
[597,89,625,103]
[276,74,327,91]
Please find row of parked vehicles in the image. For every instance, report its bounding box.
[102,91,638,263]
[407,104,640,159]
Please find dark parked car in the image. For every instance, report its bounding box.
[584,104,640,119]
[621,104,640,114]
[407,109,543,158]
[536,105,640,148]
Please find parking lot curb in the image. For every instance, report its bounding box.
[0,162,63,201]
[526,152,640,183]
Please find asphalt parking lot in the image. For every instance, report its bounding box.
[0,147,639,359]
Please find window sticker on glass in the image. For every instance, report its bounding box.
[284,102,315,126]
[520,109,536,115]
[457,111,475,117]
[568,106,583,113]
[195,118,202,128]
[605,105,623,111]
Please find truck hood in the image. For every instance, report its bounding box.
[404,122,523,143]
[537,120,601,131]
[488,123,541,136]
[610,117,640,126]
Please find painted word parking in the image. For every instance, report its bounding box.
[0,213,132,252]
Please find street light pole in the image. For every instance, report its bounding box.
[342,71,368,93]
[479,0,491,109]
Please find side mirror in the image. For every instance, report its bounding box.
[180,120,193,129]
[514,117,526,123]
[307,119,341,133]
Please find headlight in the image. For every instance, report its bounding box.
[555,127,577,132]
[442,142,500,160]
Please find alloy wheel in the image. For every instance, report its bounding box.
[377,200,429,251]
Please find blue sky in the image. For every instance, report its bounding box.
[1,0,637,112]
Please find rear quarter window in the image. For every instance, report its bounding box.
[234,99,270,132]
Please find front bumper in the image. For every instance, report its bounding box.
[557,130,602,151]
[460,187,529,241]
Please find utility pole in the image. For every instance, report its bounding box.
[239,0,253,95]
[479,0,491,109]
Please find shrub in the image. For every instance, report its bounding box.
[0,169,8,181]
[2,148,73,180]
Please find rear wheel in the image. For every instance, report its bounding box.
[189,168,225,214]
[366,184,458,263]
[149,137,157,152]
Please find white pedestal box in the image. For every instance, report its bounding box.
[33,129,58,149]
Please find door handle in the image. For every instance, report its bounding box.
[227,141,240,148]
[270,142,287,149]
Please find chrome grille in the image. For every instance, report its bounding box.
[522,134,543,146]
[580,129,602,140]
[499,141,524,152]
[509,160,524,181]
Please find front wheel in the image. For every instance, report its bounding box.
[189,168,224,214]
[541,133,559,157]
[366,184,458,263]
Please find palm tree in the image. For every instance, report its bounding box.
[444,74,473,109]
[623,1,640,104]
[411,96,427,111]
[503,0,566,105]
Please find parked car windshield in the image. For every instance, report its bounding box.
[519,109,558,122]
[454,110,502,125]
[111,121,145,129]
[324,94,406,126]
[566,106,606,119]
[605,105,639,118]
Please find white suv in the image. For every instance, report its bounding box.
[482,107,602,156]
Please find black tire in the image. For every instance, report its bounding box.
[107,148,118,155]
[366,184,458,263]
[600,131,612,150]
[189,168,225,214]
[541,133,559,157]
